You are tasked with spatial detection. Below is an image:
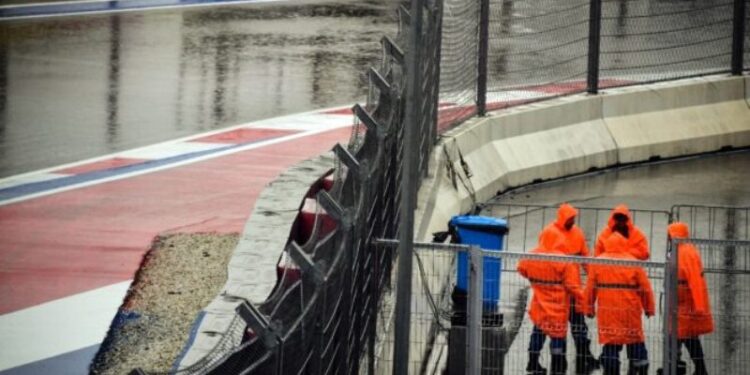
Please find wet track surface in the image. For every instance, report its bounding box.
[0,0,398,177]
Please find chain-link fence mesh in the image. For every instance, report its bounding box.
[480,203,671,260]
[407,242,670,374]
[672,238,750,374]
[437,0,480,130]
[134,0,441,374]
[486,0,590,105]
[672,205,750,241]
[131,0,750,371]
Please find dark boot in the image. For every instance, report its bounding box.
[692,358,708,375]
[575,343,600,374]
[657,360,688,375]
[601,359,619,375]
[550,354,567,375]
[527,353,547,375]
[628,363,649,375]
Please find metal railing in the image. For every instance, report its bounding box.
[382,235,750,375]
[479,203,672,260]
[130,0,749,370]
[671,205,750,241]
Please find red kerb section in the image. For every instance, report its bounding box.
[0,126,351,315]
[192,128,297,144]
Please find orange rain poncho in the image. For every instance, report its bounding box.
[585,233,655,344]
[594,204,650,260]
[668,222,714,339]
[540,203,590,257]
[518,230,584,338]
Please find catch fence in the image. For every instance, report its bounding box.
[439,0,749,129]
[400,241,671,374]
[669,238,750,375]
[131,0,749,372]
[671,205,750,241]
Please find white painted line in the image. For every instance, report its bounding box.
[0,105,353,185]
[0,0,285,21]
[0,124,352,207]
[0,172,69,191]
[250,113,354,131]
[0,281,132,372]
[118,141,226,160]
[485,90,549,102]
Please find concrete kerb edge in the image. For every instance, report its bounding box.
[176,152,335,369]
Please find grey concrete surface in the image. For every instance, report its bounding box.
[483,151,750,375]
[177,152,334,369]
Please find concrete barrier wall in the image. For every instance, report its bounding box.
[604,77,750,163]
[415,75,750,242]
[178,154,334,368]
[181,74,749,371]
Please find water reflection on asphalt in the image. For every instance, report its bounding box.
[0,0,398,176]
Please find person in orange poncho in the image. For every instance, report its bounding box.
[539,203,599,373]
[657,222,713,375]
[585,232,655,375]
[518,229,585,375]
[594,204,650,260]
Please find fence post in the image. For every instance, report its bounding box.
[477,0,490,116]
[586,0,602,94]
[393,0,424,372]
[731,0,746,75]
[467,246,483,375]
[662,240,679,375]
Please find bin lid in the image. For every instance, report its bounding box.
[449,215,508,235]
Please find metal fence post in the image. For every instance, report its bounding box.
[467,246,483,375]
[662,240,679,375]
[731,0,746,75]
[586,0,602,94]
[393,0,424,372]
[477,0,490,116]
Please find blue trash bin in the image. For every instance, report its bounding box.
[450,215,508,312]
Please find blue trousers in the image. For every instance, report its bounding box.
[601,342,648,374]
[569,297,590,349]
[529,325,567,355]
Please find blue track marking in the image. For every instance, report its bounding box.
[0,135,282,203]
[0,0,272,20]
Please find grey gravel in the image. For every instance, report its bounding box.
[90,233,238,375]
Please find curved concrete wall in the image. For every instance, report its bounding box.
[180,74,749,371]
[415,75,750,241]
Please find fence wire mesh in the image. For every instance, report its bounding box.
[131,0,750,371]
[672,205,750,241]
[480,203,672,260]
[672,238,750,374]
[473,0,749,125]
[486,0,590,104]
[409,242,669,375]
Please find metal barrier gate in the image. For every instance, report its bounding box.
[672,205,750,241]
[404,241,671,374]
[479,203,672,260]
[392,236,750,375]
